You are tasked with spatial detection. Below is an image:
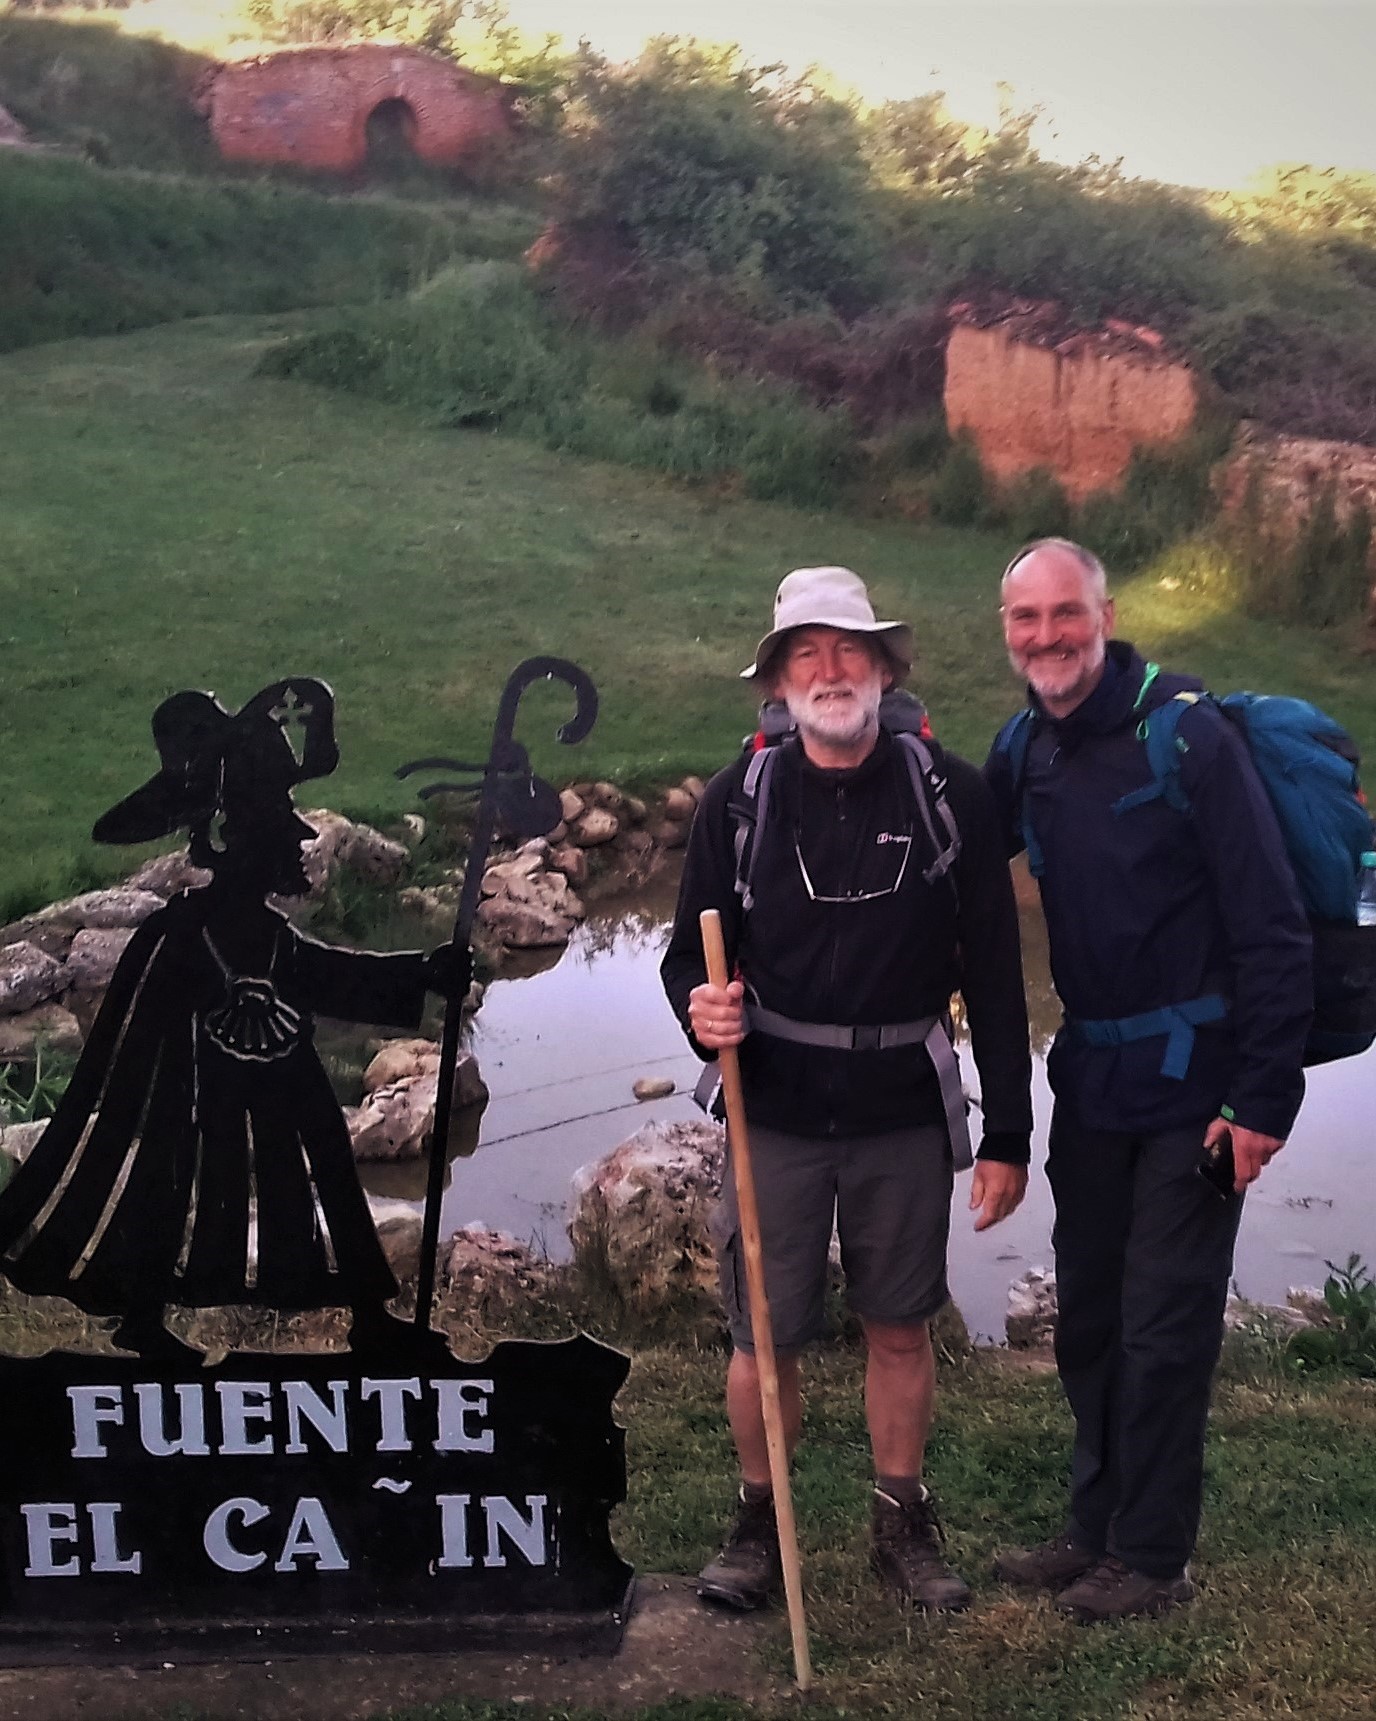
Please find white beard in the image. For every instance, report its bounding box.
[784,672,885,750]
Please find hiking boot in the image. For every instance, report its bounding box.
[697,1491,781,1611]
[870,1488,972,1611]
[993,1530,1101,1591]
[1055,1556,1197,1623]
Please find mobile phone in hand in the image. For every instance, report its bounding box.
[1197,1135,1237,1200]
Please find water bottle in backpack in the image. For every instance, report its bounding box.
[1358,851,1376,928]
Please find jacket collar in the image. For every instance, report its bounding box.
[1029,640,1155,741]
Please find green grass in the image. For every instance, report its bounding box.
[1,312,1373,911]
[353,1340,1372,1718]
[0,150,541,354]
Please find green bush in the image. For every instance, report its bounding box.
[262,261,861,503]
[1002,466,1072,542]
[554,39,888,315]
[925,434,989,527]
[0,13,215,171]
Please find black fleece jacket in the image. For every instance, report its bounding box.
[660,728,1033,1162]
[983,641,1313,1139]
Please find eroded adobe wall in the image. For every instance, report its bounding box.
[944,318,1199,504]
[1218,423,1376,633]
[199,44,512,174]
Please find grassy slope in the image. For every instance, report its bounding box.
[0,151,541,353]
[2,313,1374,912]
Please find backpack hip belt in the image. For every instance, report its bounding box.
[695,1004,973,1169]
[1066,992,1228,1081]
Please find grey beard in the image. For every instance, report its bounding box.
[785,684,883,749]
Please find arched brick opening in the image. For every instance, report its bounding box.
[365,96,419,171]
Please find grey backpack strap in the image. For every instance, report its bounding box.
[732,746,778,914]
[897,733,960,886]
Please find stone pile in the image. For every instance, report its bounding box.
[475,837,587,952]
[568,1119,726,1315]
[443,1224,554,1306]
[346,1036,488,1162]
[0,813,409,1064]
[651,777,705,851]
[427,774,705,960]
[1005,1266,1334,1349]
[0,887,163,1062]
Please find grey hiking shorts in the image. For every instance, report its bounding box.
[713,1122,953,1353]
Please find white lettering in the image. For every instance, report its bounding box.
[434,1379,494,1454]
[436,1493,473,1569]
[88,1501,141,1574]
[21,1504,81,1577]
[283,1380,349,1455]
[273,1498,349,1573]
[215,1382,274,1456]
[483,1495,548,1568]
[204,1497,270,1572]
[68,1386,125,1459]
[134,1382,209,1457]
[360,1378,421,1452]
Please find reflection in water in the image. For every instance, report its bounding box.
[356,868,1376,1344]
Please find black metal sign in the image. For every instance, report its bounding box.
[0,1338,630,1661]
[0,670,629,1662]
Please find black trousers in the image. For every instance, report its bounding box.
[1047,1110,1244,1578]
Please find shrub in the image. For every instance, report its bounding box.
[554,39,888,315]
[1002,467,1072,542]
[925,434,988,527]
[1075,422,1232,571]
[262,261,862,504]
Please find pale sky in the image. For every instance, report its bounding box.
[503,0,1376,189]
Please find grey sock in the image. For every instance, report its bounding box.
[875,1475,928,1507]
[741,1480,773,1506]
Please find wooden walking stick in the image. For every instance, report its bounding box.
[699,908,812,1694]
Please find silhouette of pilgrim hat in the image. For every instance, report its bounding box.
[93,678,339,845]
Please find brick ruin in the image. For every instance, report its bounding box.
[943,302,1200,506]
[195,43,513,176]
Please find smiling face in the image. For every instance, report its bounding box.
[1001,544,1115,718]
[769,625,891,766]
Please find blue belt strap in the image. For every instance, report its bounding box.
[1068,993,1228,1081]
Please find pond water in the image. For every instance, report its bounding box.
[358,873,1376,1345]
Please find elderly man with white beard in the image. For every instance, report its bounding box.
[661,566,1033,1613]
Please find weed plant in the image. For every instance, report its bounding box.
[1287,1254,1376,1377]
[0,1046,75,1126]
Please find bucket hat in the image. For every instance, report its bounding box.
[741,566,912,682]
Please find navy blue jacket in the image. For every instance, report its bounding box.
[984,642,1313,1140]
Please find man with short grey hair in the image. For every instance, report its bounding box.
[986,537,1312,1621]
[662,565,1033,1613]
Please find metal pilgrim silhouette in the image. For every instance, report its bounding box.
[0,665,632,1662]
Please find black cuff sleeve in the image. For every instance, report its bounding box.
[975,1129,1031,1165]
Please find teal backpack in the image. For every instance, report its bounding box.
[994,671,1376,1065]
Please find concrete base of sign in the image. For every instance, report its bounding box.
[0,1576,780,1718]
[0,1576,633,1663]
